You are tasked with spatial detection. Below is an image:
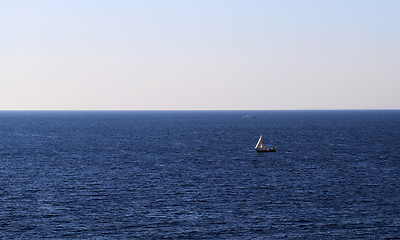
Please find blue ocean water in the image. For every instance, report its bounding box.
[0,110,399,239]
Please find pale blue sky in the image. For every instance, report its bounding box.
[1,0,399,110]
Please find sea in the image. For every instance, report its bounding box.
[0,110,399,239]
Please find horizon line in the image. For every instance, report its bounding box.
[0,108,399,111]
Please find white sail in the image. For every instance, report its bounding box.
[255,135,263,149]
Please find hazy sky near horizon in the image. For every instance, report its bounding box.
[1,0,399,110]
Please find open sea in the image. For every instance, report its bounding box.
[0,110,399,239]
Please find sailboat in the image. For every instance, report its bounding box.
[255,134,277,152]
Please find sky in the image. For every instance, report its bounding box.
[1,0,399,110]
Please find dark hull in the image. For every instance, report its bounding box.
[256,147,276,152]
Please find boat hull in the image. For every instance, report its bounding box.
[256,147,277,152]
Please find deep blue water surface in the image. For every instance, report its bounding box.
[0,110,399,239]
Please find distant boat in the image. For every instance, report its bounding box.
[255,134,276,152]
[242,114,256,119]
